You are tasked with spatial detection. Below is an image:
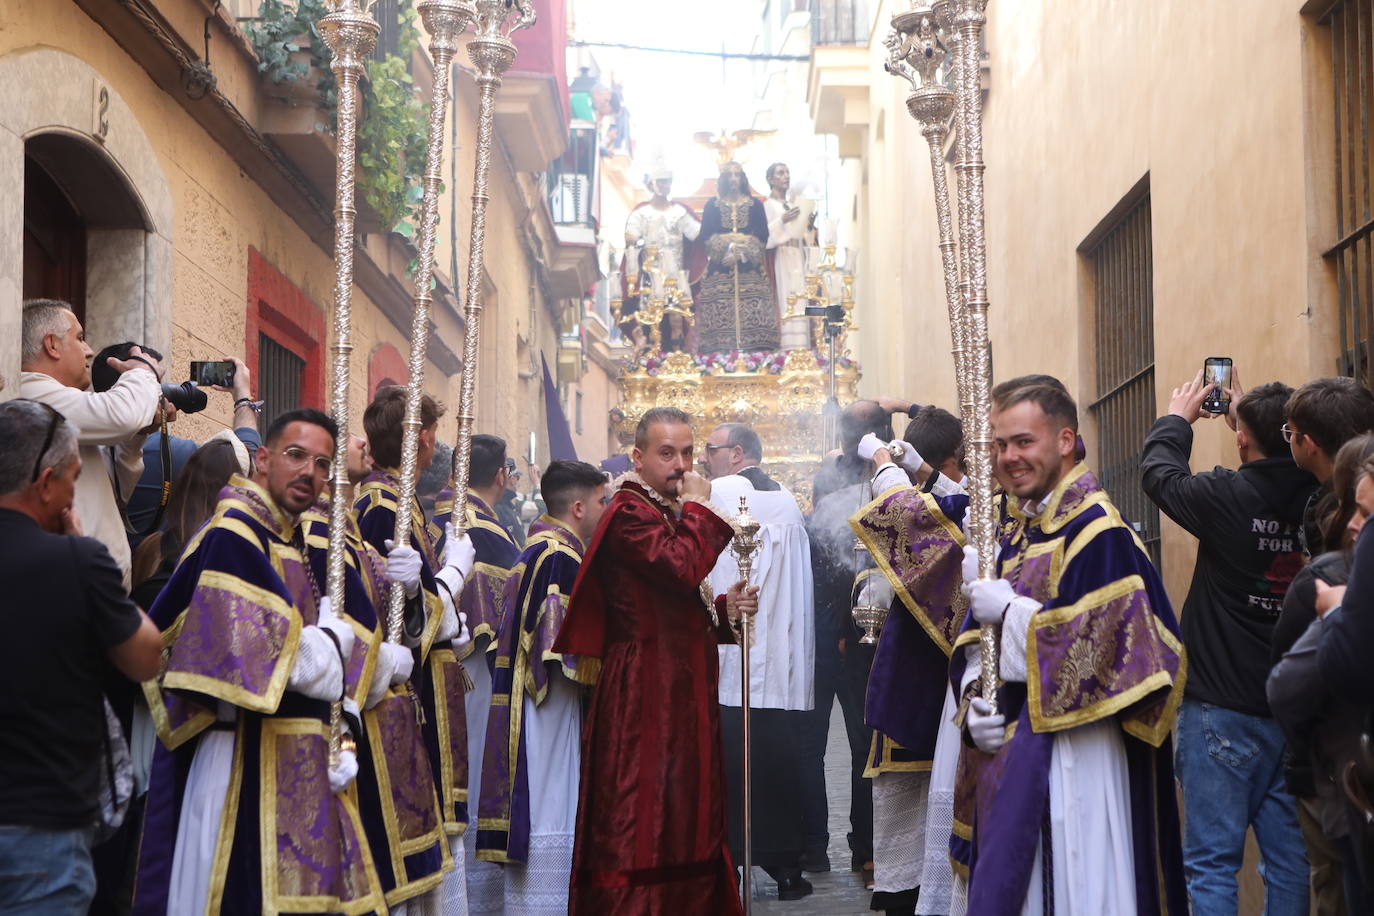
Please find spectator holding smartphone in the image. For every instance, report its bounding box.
[1142,368,1317,914]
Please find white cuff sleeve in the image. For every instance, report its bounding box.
[998,596,1040,684]
[434,565,466,600]
[872,462,910,494]
[365,644,398,709]
[288,625,344,701]
[931,473,967,498]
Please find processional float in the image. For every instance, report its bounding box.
[315,0,535,774]
[885,0,999,706]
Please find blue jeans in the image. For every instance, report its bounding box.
[0,824,96,915]
[1175,699,1310,915]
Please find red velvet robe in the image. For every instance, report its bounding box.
[553,480,742,915]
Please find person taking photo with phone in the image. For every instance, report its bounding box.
[1142,367,1317,914]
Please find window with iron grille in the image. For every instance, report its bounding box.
[371,0,401,63]
[1321,0,1374,382]
[258,332,305,436]
[1085,192,1161,567]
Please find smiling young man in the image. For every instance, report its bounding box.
[135,409,385,916]
[951,382,1188,916]
[554,406,757,915]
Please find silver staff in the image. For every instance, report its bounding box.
[447,0,536,532]
[317,0,378,768]
[886,0,999,709]
[384,0,476,643]
[730,496,761,913]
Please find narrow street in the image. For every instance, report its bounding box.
[752,704,872,915]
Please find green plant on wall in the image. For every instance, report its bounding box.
[245,0,428,235]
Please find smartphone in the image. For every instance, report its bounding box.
[189,360,236,388]
[1202,357,1232,415]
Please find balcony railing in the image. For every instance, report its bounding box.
[547,126,598,228]
[810,0,870,46]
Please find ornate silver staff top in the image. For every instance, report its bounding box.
[447,0,536,534]
[384,0,476,644]
[317,0,378,766]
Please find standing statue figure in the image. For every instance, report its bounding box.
[695,161,780,354]
[619,168,702,352]
[764,162,817,350]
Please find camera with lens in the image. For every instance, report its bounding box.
[91,342,209,414]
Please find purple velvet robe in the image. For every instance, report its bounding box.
[355,468,470,835]
[947,465,1188,915]
[134,476,385,916]
[475,515,585,864]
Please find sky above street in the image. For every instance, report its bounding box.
[567,0,774,191]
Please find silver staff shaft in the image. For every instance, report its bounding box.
[384,0,475,644]
[730,496,761,912]
[448,0,536,536]
[317,0,379,770]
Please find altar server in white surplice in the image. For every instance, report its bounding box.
[703,422,818,901]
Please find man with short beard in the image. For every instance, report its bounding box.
[555,406,757,915]
[135,409,384,916]
[952,383,1187,915]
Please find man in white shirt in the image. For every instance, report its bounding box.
[703,422,816,901]
[19,299,162,586]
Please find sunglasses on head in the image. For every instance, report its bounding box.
[31,402,62,482]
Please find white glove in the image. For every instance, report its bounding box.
[288,626,345,701]
[966,576,1019,626]
[365,642,413,709]
[384,540,423,598]
[452,611,471,654]
[383,641,414,687]
[967,697,1006,754]
[961,544,981,588]
[328,748,358,794]
[444,527,476,580]
[315,595,355,662]
[889,439,924,472]
[857,432,886,462]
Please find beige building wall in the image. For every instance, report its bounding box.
[827,0,1337,605]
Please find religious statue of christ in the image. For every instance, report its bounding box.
[694,161,780,354]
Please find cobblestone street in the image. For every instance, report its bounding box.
[751,703,872,915]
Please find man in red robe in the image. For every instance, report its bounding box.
[554,406,756,915]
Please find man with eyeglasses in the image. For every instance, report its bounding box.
[0,400,162,915]
[135,408,385,916]
[19,299,162,587]
[1142,371,1318,914]
[476,459,609,913]
[701,422,817,900]
[1283,377,1374,557]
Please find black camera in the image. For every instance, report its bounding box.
[91,342,209,414]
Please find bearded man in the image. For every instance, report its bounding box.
[554,406,757,914]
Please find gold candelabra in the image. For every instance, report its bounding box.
[887,0,998,709]
[730,496,761,914]
[386,0,474,644]
[610,245,695,353]
[782,245,857,347]
[448,0,536,536]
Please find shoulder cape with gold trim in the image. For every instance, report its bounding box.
[432,487,521,658]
